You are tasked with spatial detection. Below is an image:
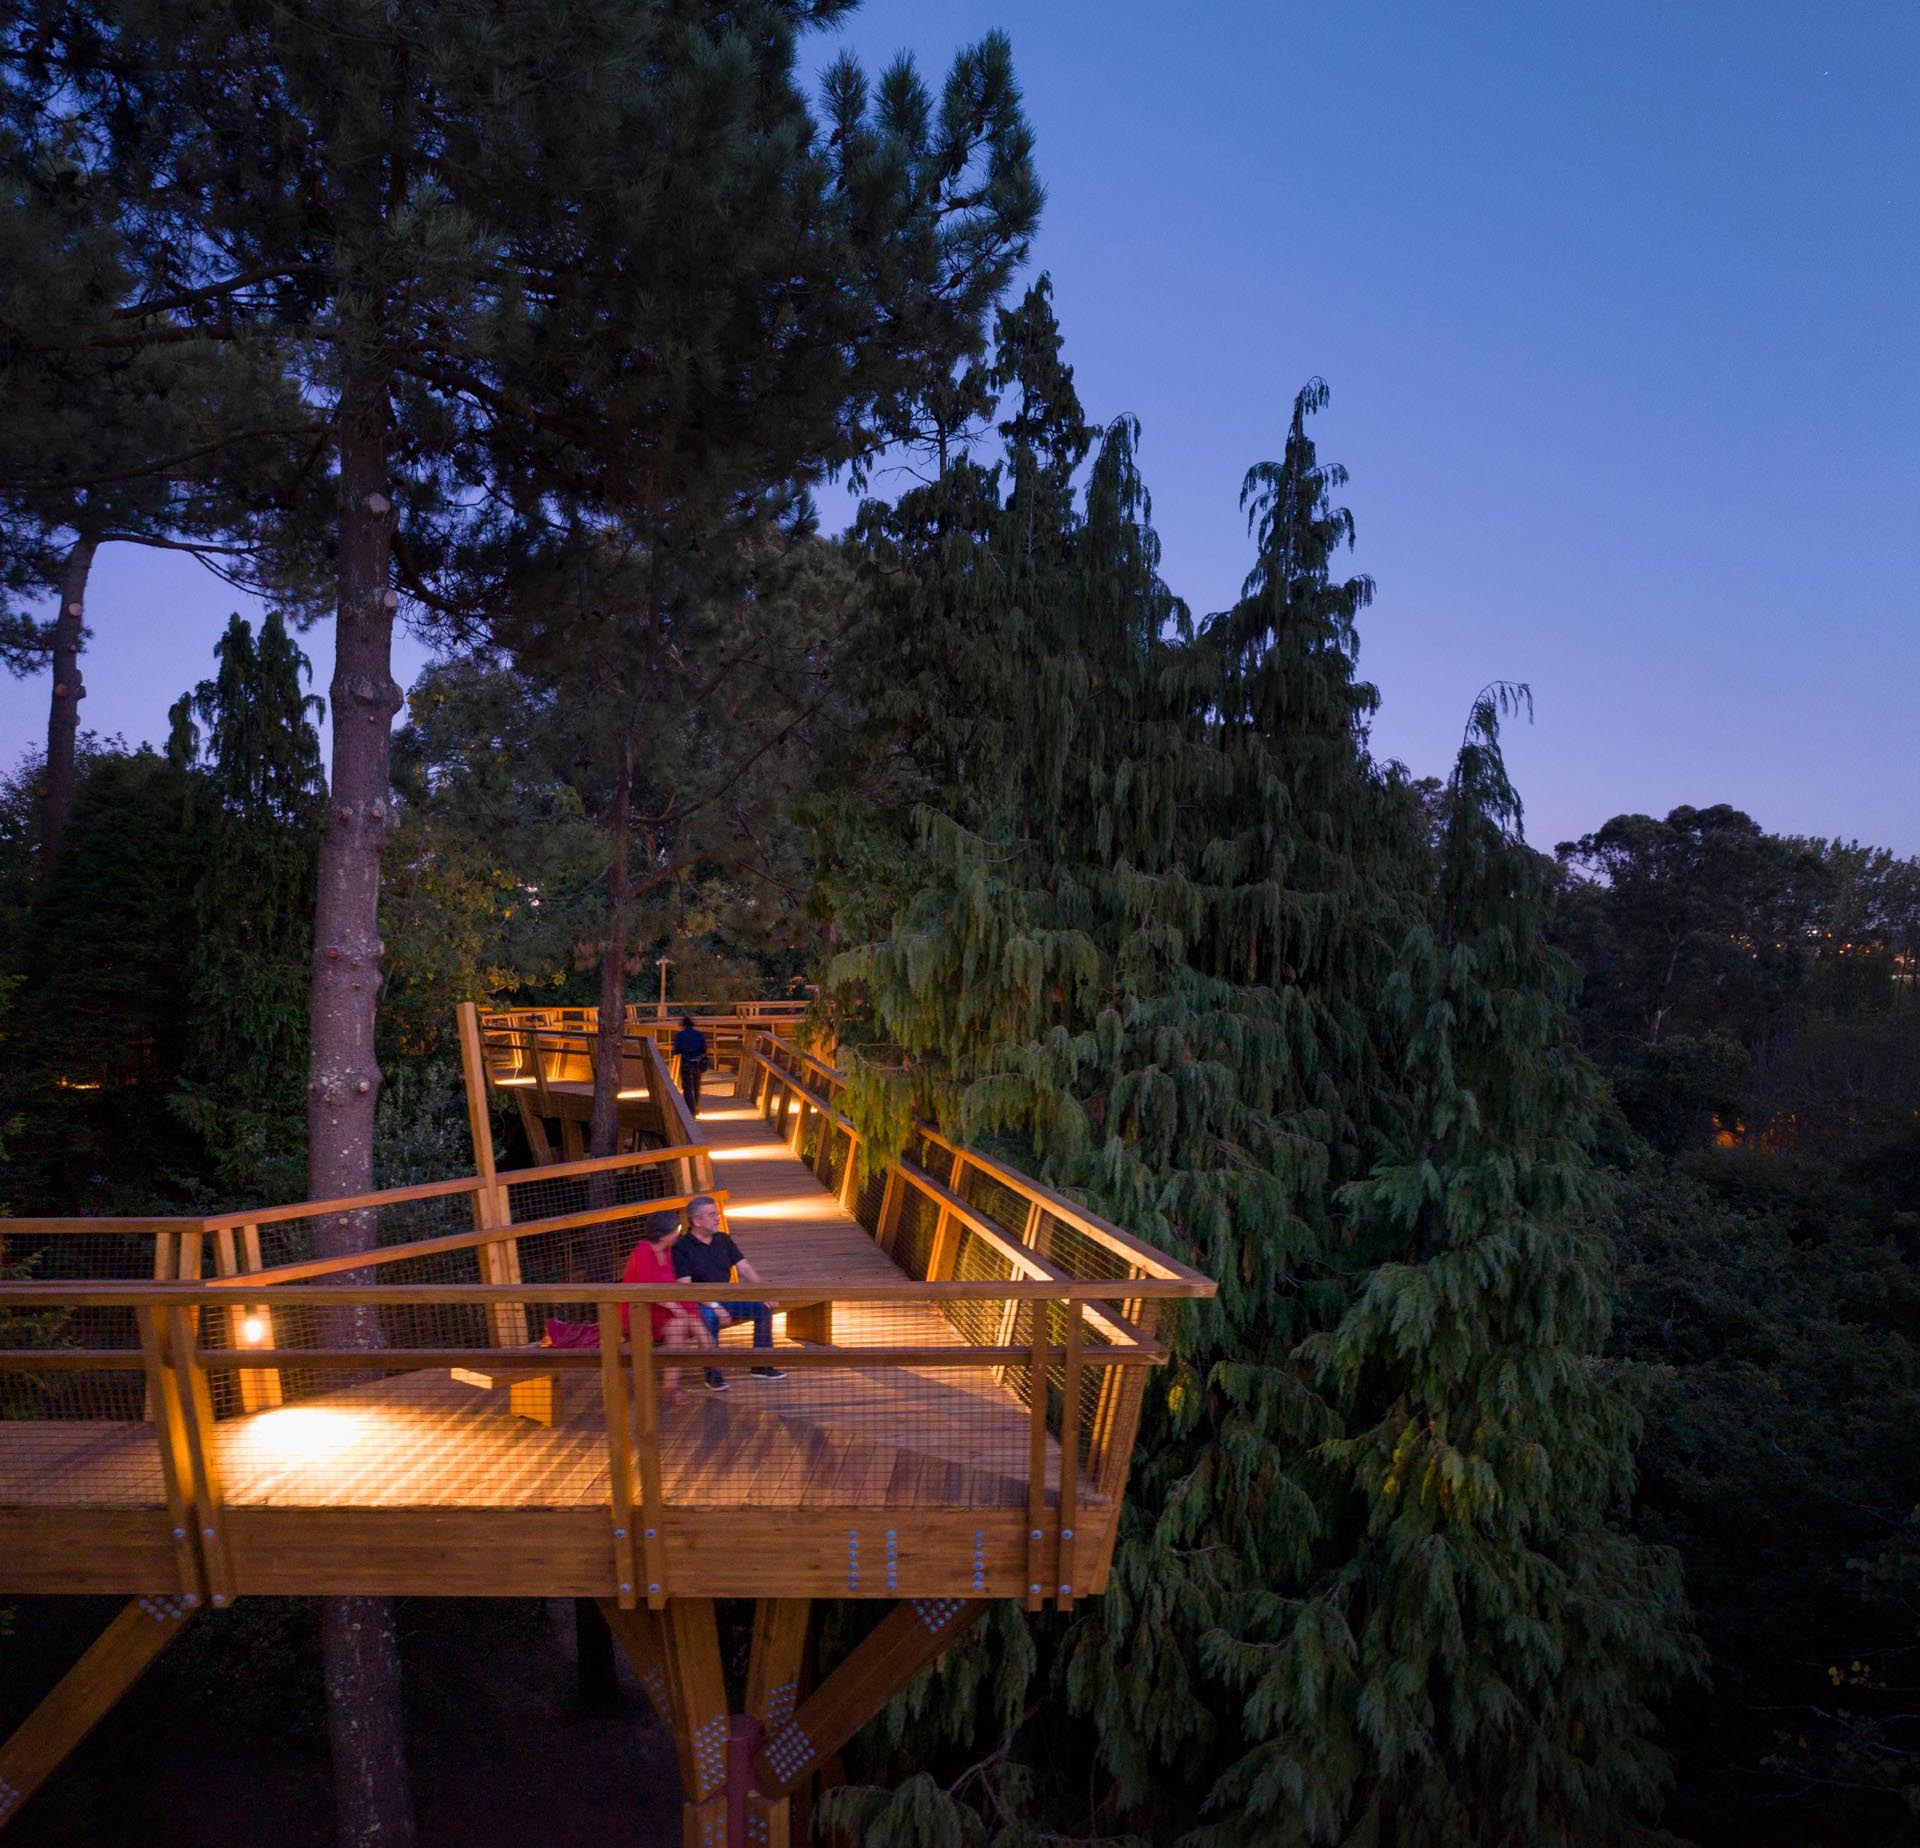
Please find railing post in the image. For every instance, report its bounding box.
[1026,1300,1051,1611]
[213,1221,283,1411]
[135,1305,206,1604]
[599,1301,639,1609]
[874,1168,904,1256]
[165,1305,235,1609]
[1057,1301,1083,1611]
[632,1314,668,1608]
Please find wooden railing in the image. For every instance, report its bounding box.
[741,1033,1212,1504]
[0,1264,1187,1606]
[0,1023,1214,1615]
[477,1003,806,1096]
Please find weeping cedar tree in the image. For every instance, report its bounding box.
[820,345,1692,1842]
[3,7,1035,1838]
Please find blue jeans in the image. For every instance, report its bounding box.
[697,1301,773,1347]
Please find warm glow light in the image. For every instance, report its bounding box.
[54,1078,103,1092]
[616,1087,647,1099]
[237,1406,363,1464]
[241,1315,266,1344]
[495,1077,537,1087]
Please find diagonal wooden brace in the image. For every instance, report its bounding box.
[0,1595,197,1833]
[751,1598,986,1798]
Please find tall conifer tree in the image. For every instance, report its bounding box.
[821,350,1690,1841]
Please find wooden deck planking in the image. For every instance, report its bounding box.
[0,1081,1099,1519]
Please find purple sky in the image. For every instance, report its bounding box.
[5,0,1914,853]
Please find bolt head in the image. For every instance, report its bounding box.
[648,1583,661,1595]
[202,1527,215,1539]
[1029,1583,1040,1594]
[614,1527,627,1539]
[619,1583,632,1594]
[173,1526,186,1540]
[1031,1528,1042,1540]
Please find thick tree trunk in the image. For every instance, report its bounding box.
[307,378,416,1848]
[41,532,99,859]
[590,736,634,1161]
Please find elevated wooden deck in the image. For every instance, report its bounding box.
[0,1014,1214,1841]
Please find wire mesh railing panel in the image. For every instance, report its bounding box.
[503,1163,674,1229]
[945,1231,1017,1346]
[659,1316,1045,1513]
[0,1365,164,1507]
[1040,1214,1138,1284]
[822,1124,852,1198]
[891,1187,939,1283]
[908,1133,953,1189]
[244,1189,479,1277]
[1,1236,156,1351]
[851,1162,888,1237]
[957,1165,1030,1243]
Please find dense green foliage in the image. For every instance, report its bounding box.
[810,291,1695,1845]
[1554,806,1920,1843]
[0,612,322,1207]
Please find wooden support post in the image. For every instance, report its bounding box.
[746,1599,811,1737]
[632,1316,668,1607]
[0,1595,196,1832]
[513,1088,556,1166]
[455,1000,496,1177]
[599,1302,639,1608]
[751,1600,985,1799]
[167,1306,235,1609]
[1026,1306,1050,1611]
[134,1306,204,1600]
[1057,1301,1083,1611]
[734,1602,810,1848]
[598,1601,676,1738]
[661,1600,730,1808]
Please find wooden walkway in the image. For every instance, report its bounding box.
[0,1086,1085,1520]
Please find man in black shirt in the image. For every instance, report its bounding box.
[671,1194,785,1390]
[670,1013,709,1117]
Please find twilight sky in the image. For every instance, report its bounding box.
[4,0,1914,853]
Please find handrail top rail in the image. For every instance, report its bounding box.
[0,1142,708,1238]
[0,1275,1202,1307]
[748,1035,1212,1291]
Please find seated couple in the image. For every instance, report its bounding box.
[549,1194,786,1405]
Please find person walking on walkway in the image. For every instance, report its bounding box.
[671,1193,786,1390]
[671,1012,709,1117]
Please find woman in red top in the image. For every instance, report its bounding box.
[542,1219,709,1405]
[619,1218,708,1403]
